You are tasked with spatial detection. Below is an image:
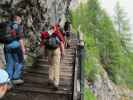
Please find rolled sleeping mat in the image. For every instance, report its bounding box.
[0,69,10,99]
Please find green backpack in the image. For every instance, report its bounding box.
[44,34,61,49]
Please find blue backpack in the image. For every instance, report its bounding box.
[44,34,61,49]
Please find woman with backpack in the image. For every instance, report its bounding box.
[40,24,64,90]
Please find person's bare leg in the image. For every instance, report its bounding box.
[0,84,8,99]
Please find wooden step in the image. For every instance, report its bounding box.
[14,86,73,95]
[36,57,74,63]
[25,66,73,73]
[19,82,72,91]
[25,68,73,74]
[23,72,73,80]
[35,63,74,67]
[24,71,73,77]
[23,76,72,86]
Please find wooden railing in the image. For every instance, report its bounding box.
[78,26,85,100]
[72,26,85,100]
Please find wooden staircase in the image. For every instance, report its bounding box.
[2,35,79,100]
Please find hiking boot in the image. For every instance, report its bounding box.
[53,84,59,91]
[48,80,53,86]
[66,44,70,48]
[7,81,13,90]
[48,82,53,86]
[12,79,24,85]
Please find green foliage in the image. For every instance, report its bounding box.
[71,0,133,89]
[84,88,96,100]
[114,1,131,51]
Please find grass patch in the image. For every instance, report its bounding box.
[84,88,96,100]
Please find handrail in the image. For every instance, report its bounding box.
[78,44,85,100]
[72,47,78,100]
[72,30,85,100]
[77,27,85,100]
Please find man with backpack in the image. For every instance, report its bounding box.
[1,15,25,85]
[64,21,71,48]
[40,24,64,90]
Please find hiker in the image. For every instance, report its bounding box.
[3,15,25,84]
[64,21,71,48]
[0,69,9,99]
[0,59,11,99]
[40,24,64,90]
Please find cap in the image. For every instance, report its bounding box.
[0,69,9,84]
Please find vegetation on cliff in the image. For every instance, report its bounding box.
[71,0,133,90]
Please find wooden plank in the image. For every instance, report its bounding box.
[73,49,78,100]
[2,92,72,100]
[14,86,73,95]
[23,73,73,80]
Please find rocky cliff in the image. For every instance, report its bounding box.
[87,68,133,100]
[0,0,71,71]
[0,0,70,32]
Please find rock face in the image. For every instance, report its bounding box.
[0,0,71,65]
[91,69,120,100]
[0,0,70,32]
[88,68,133,100]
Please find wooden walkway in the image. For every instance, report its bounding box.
[2,35,80,100]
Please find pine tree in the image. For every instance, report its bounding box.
[114,1,131,52]
[72,0,133,88]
